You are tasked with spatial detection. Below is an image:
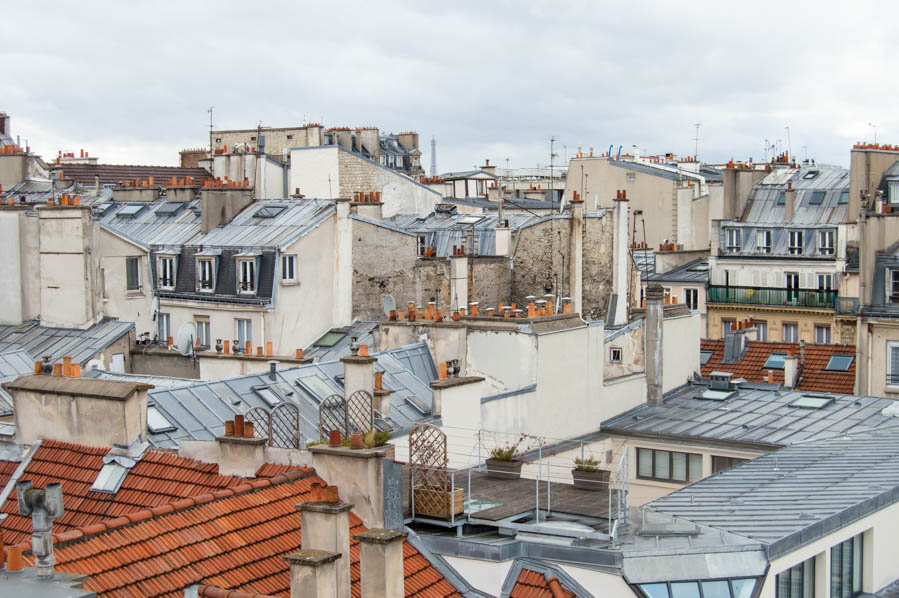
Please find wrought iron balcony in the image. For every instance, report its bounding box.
[707,285,837,309]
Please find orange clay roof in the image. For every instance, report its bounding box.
[0,439,305,545]
[701,339,856,394]
[23,472,460,598]
[510,568,576,598]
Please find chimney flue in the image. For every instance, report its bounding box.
[16,480,64,578]
[645,283,665,405]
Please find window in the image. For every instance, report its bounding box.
[684,288,699,310]
[638,579,756,598]
[250,136,256,141]
[609,347,622,363]
[197,258,215,292]
[313,330,345,347]
[254,205,287,218]
[803,170,820,180]
[839,190,849,205]
[700,350,713,365]
[286,134,293,140]
[158,313,171,343]
[755,321,768,341]
[825,355,854,371]
[725,228,741,252]
[236,318,252,347]
[757,229,772,254]
[722,318,735,336]
[764,353,787,369]
[817,273,833,291]
[830,533,863,598]
[887,343,899,386]
[818,230,835,255]
[786,272,800,303]
[158,256,176,290]
[238,259,256,294]
[890,181,899,205]
[815,325,831,344]
[126,257,141,291]
[788,231,804,255]
[147,406,177,433]
[791,395,834,409]
[417,235,427,257]
[214,137,222,143]
[281,255,297,283]
[253,385,281,408]
[627,172,636,181]
[195,317,210,347]
[783,323,798,342]
[380,155,387,165]
[712,456,747,474]
[636,447,702,482]
[809,190,826,205]
[889,270,899,303]
[777,192,786,206]
[776,556,815,598]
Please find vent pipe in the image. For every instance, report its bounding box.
[16,480,64,578]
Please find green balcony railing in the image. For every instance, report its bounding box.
[707,285,837,309]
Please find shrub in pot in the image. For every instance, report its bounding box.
[571,456,610,491]
[485,444,524,479]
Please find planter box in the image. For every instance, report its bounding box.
[413,487,464,519]
[485,458,523,480]
[572,468,610,491]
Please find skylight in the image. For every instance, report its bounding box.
[698,389,733,401]
[297,375,339,400]
[147,406,177,433]
[457,215,484,225]
[700,350,713,365]
[803,170,820,179]
[825,355,854,371]
[155,201,184,216]
[839,190,849,205]
[253,385,281,407]
[763,353,787,369]
[776,192,785,206]
[90,462,130,494]
[94,201,114,216]
[117,204,145,218]
[254,205,287,218]
[809,191,826,205]
[313,331,345,347]
[791,395,834,409]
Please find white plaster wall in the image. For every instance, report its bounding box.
[442,556,513,598]
[662,311,700,392]
[466,329,536,389]
[290,147,340,199]
[0,211,23,324]
[480,391,531,438]
[601,373,648,421]
[713,259,841,289]
[372,166,440,217]
[334,202,353,325]
[99,230,154,336]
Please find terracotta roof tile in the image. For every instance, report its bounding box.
[0,439,310,545]
[701,339,856,394]
[510,568,576,598]
[35,473,460,598]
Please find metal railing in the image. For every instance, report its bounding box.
[707,285,837,309]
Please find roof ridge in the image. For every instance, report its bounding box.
[11,468,315,553]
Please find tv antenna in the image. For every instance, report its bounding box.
[693,123,700,160]
[785,126,791,160]
[208,107,215,153]
[868,122,878,144]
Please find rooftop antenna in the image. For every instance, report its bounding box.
[693,123,700,161]
[763,138,770,163]
[785,126,791,160]
[208,107,214,154]
[868,122,877,144]
[174,322,197,356]
[430,136,437,177]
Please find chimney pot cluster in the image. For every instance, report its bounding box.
[730,318,753,331]
[33,357,81,378]
[223,414,255,439]
[353,191,381,203]
[201,176,251,190]
[1,144,23,155]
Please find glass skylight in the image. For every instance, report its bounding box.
[253,386,281,407]
[699,389,733,401]
[700,350,713,365]
[90,462,130,494]
[156,201,184,215]
[457,215,484,225]
[147,406,177,433]
[254,205,287,218]
[791,395,834,409]
[117,204,145,218]
[825,355,854,371]
[763,353,787,369]
[639,580,756,598]
[314,331,345,347]
[297,376,340,400]
[839,190,849,205]
[809,191,826,205]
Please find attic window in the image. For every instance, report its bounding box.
[254,205,287,218]
[297,376,338,400]
[777,192,785,206]
[90,462,129,494]
[147,406,177,433]
[700,350,713,365]
[803,170,820,180]
[457,215,484,225]
[763,353,787,369]
[313,331,345,347]
[698,389,734,401]
[791,395,834,409]
[95,201,114,216]
[117,204,145,218]
[809,191,826,205]
[156,202,184,216]
[253,385,281,408]
[825,355,854,371]
[839,190,849,205]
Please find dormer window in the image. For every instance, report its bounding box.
[197,258,215,292]
[818,230,835,256]
[238,259,257,294]
[756,230,772,254]
[889,181,899,205]
[788,230,804,255]
[157,256,176,290]
[725,228,741,252]
[890,270,899,304]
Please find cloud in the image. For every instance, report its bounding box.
[2,1,896,171]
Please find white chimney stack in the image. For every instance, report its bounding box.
[356,529,406,598]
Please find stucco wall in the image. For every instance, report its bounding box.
[0,211,23,324]
[582,214,616,320]
[336,149,439,217]
[100,230,154,338]
[662,311,701,391]
[290,146,340,199]
[604,323,645,380]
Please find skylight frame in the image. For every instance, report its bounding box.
[790,394,834,409]
[824,355,854,372]
[90,462,130,494]
[700,350,714,365]
[313,331,345,348]
[147,405,177,433]
[117,204,145,218]
[252,385,282,408]
[254,205,287,219]
[809,191,826,205]
[155,201,185,216]
[763,353,787,370]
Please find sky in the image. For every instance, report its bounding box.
[3,1,897,171]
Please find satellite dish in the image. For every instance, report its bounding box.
[383,294,397,317]
[174,322,196,356]
[150,296,159,321]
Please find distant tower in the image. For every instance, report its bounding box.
[430,136,437,177]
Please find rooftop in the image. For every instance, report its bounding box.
[51,162,210,186]
[0,348,34,415]
[602,382,899,449]
[737,164,849,227]
[647,429,899,559]
[646,258,709,284]
[700,339,857,394]
[0,319,134,367]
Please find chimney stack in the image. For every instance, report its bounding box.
[16,480,64,578]
[297,483,353,598]
[785,184,797,221]
[284,550,342,598]
[341,342,376,402]
[645,283,664,405]
[355,529,407,598]
[215,415,266,477]
[610,189,629,326]
[783,354,799,389]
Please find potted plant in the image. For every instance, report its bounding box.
[572,456,610,491]
[485,443,524,479]
[363,429,395,460]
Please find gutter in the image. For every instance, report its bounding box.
[0,439,42,514]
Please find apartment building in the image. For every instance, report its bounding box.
[707,164,855,344]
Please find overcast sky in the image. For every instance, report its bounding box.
[3,1,896,171]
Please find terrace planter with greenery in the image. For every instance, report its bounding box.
[571,457,610,491]
[486,444,524,479]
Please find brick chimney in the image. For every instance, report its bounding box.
[645,283,664,405]
[297,483,353,598]
[355,529,406,598]
[284,550,342,598]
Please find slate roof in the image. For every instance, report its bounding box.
[37,473,461,598]
[0,319,133,367]
[601,383,899,448]
[380,212,536,257]
[700,339,857,394]
[145,342,438,449]
[509,569,576,598]
[51,163,211,186]
[301,321,379,362]
[0,347,34,415]
[646,258,709,284]
[0,439,302,545]
[647,429,899,559]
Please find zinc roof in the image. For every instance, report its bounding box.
[740,164,849,226]
[382,212,536,257]
[0,319,133,367]
[646,258,709,284]
[0,348,33,415]
[647,429,899,558]
[100,197,335,249]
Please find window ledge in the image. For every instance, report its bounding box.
[280,280,299,286]
[125,291,145,298]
